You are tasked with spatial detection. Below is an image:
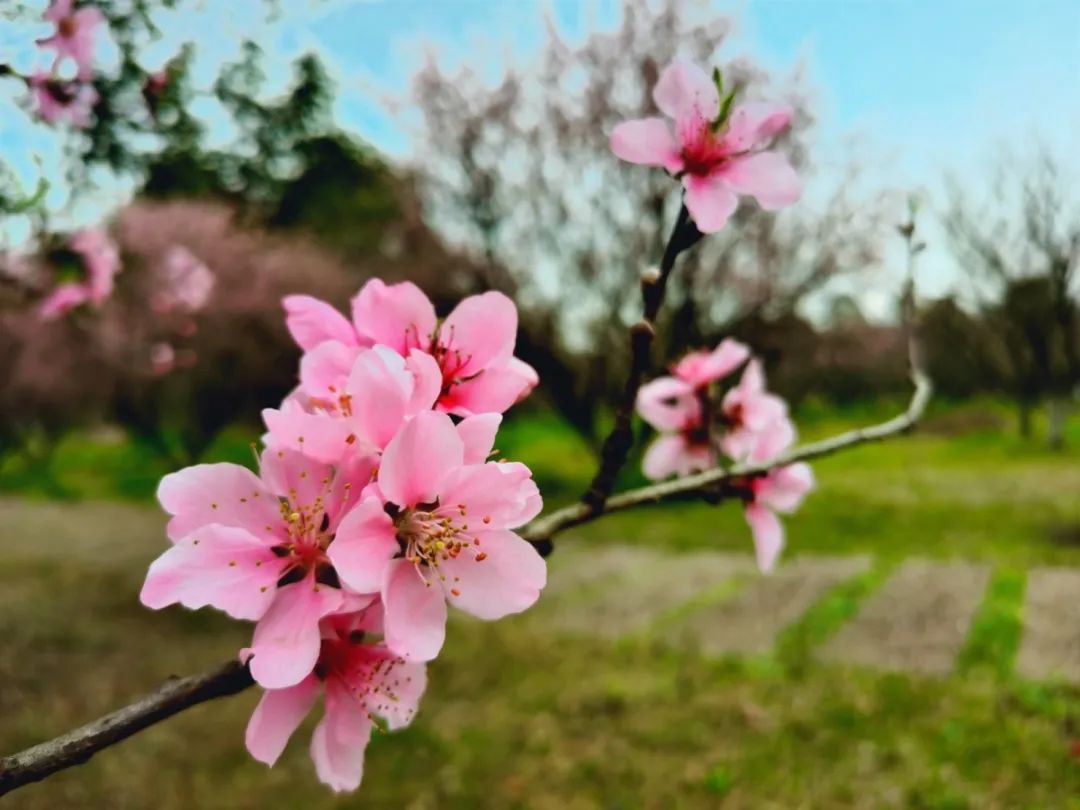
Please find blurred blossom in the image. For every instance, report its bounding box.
[152,245,215,314]
[70,227,121,303]
[38,281,90,321]
[150,342,175,376]
[37,0,104,80]
[29,71,97,128]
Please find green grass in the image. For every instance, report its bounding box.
[1,400,1080,807]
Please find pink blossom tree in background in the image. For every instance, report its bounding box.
[0,1,937,801]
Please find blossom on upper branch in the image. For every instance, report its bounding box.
[38,227,120,320]
[283,279,538,416]
[38,0,104,80]
[28,71,98,128]
[610,60,800,233]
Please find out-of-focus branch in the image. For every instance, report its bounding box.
[581,204,702,512]
[0,660,253,796]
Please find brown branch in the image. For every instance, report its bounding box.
[0,660,253,796]
[581,203,702,512]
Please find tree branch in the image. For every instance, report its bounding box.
[581,203,702,512]
[0,660,253,796]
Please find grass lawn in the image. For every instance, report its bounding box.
[1,400,1079,807]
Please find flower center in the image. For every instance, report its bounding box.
[680,122,731,177]
[58,16,77,38]
[391,502,489,593]
[271,493,337,586]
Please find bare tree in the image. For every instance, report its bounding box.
[945,145,1079,447]
[405,0,891,448]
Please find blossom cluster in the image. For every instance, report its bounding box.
[37,227,120,320]
[636,339,813,572]
[29,0,104,127]
[140,279,544,791]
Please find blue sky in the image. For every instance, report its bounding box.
[2,0,1079,312]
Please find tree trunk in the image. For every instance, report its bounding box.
[1018,400,1034,439]
[1047,396,1068,450]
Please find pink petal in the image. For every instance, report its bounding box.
[258,447,337,509]
[440,365,534,417]
[327,497,399,594]
[673,338,750,386]
[382,559,448,662]
[310,680,373,792]
[283,295,357,352]
[440,291,518,375]
[506,357,538,401]
[350,279,436,354]
[262,407,355,466]
[610,118,683,173]
[38,282,90,320]
[683,173,739,233]
[747,415,796,462]
[377,410,463,508]
[405,349,443,413]
[140,525,284,620]
[636,376,697,432]
[653,60,720,125]
[245,676,320,766]
[248,577,345,689]
[642,434,714,480]
[299,340,359,400]
[344,346,415,449]
[718,152,801,211]
[441,529,546,620]
[456,413,502,464]
[364,654,426,730]
[436,461,540,530]
[757,462,814,513]
[722,102,793,152]
[745,503,784,573]
[157,463,280,542]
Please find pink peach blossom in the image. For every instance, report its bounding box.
[611,61,800,233]
[38,0,104,80]
[325,410,545,662]
[245,605,426,793]
[70,227,120,303]
[140,446,381,688]
[150,342,175,376]
[719,359,792,461]
[743,463,814,572]
[38,281,90,320]
[263,344,442,465]
[283,280,538,416]
[152,245,214,313]
[28,71,97,128]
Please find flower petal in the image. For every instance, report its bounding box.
[718,152,801,211]
[610,118,683,172]
[441,529,546,620]
[757,462,814,513]
[642,434,714,480]
[245,676,321,767]
[440,366,534,417]
[456,413,502,464]
[262,407,355,466]
[283,295,357,352]
[636,376,697,432]
[259,446,338,508]
[683,173,739,233]
[157,463,280,543]
[350,279,436,354]
[310,680,373,793]
[140,524,284,620]
[345,346,415,449]
[673,339,750,386]
[382,559,448,662]
[327,497,399,594]
[744,503,784,573]
[298,340,359,401]
[377,410,463,508]
[722,102,793,152]
[653,60,720,125]
[248,577,345,689]
[436,461,540,530]
[440,291,518,375]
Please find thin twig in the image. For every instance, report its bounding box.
[581,204,702,512]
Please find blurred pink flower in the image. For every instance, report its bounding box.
[150,342,175,376]
[152,245,215,313]
[38,281,90,320]
[743,463,814,572]
[284,279,538,416]
[28,71,97,127]
[719,359,792,461]
[38,0,104,80]
[636,338,750,479]
[324,411,545,662]
[245,606,426,793]
[610,60,800,232]
[140,446,382,689]
[70,227,120,302]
